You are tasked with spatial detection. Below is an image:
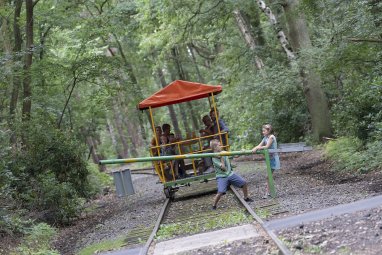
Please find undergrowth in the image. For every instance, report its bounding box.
[10,223,58,255]
[325,137,382,173]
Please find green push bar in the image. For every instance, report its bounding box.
[100,150,276,197]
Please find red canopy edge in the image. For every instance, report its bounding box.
[138,80,222,110]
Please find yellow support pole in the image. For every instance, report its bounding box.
[149,106,165,183]
[211,93,223,146]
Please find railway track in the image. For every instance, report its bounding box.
[134,180,292,255]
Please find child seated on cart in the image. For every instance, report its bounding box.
[160,134,186,180]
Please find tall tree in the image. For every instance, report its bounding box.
[106,117,123,158]
[282,0,332,141]
[9,0,23,145]
[233,9,264,70]
[22,0,34,121]
[171,46,199,132]
[156,65,181,136]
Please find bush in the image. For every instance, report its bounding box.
[11,223,59,255]
[325,137,382,173]
[6,121,91,224]
[86,163,113,197]
[0,212,33,236]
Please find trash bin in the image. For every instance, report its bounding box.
[112,169,135,197]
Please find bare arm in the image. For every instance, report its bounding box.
[259,136,274,149]
[252,136,274,152]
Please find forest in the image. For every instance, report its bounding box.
[0,0,381,254]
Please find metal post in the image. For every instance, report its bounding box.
[210,93,223,146]
[149,106,165,183]
[264,150,276,198]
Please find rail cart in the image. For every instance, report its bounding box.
[100,80,277,199]
[138,80,229,199]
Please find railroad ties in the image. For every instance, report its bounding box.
[254,199,289,218]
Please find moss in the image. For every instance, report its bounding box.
[77,236,127,255]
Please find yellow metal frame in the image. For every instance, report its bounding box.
[211,93,224,146]
[148,94,229,184]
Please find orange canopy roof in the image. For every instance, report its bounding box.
[138,80,222,110]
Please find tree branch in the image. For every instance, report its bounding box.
[57,72,78,129]
[347,37,382,43]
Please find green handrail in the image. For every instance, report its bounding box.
[99,149,276,197]
[100,150,258,164]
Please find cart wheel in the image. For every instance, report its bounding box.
[170,190,175,201]
[164,187,171,198]
[164,187,176,201]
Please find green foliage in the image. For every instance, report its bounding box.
[5,120,91,223]
[0,212,33,236]
[86,163,113,197]
[325,137,382,173]
[11,223,59,255]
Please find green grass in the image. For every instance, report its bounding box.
[155,210,251,240]
[305,244,322,254]
[77,236,127,255]
[255,208,271,218]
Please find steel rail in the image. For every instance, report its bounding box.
[230,186,292,255]
[139,198,170,255]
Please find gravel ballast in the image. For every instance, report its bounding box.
[54,150,382,255]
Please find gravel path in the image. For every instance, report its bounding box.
[277,206,382,254]
[54,150,382,254]
[235,150,382,220]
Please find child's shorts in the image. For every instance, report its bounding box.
[217,173,246,194]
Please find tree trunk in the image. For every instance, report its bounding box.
[257,0,295,59]
[112,33,149,141]
[106,118,123,158]
[178,104,191,135]
[156,65,181,136]
[22,0,34,121]
[283,0,332,141]
[171,47,199,131]
[243,3,265,46]
[187,44,205,83]
[113,104,130,158]
[1,0,13,123]
[169,52,190,134]
[86,136,106,172]
[233,9,264,70]
[9,0,23,145]
[122,118,139,158]
[115,94,139,157]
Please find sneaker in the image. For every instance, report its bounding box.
[244,197,254,202]
[212,205,217,210]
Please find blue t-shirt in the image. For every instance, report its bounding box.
[262,135,280,170]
